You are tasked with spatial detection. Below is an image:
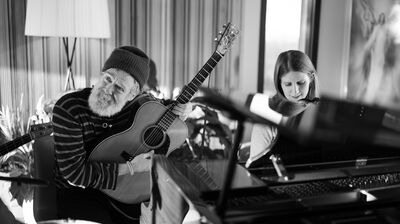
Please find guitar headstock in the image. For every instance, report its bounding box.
[29,122,53,140]
[215,22,240,55]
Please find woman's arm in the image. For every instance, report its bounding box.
[246,124,278,168]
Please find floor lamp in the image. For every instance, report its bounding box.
[24,0,110,91]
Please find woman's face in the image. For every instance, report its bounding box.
[280,71,311,103]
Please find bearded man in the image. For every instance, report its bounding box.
[52,46,191,224]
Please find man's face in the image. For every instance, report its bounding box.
[88,68,140,117]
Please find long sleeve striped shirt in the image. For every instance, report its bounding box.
[53,88,154,189]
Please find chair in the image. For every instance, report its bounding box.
[32,135,57,222]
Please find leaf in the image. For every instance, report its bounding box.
[9,174,34,206]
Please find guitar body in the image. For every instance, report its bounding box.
[89,101,188,204]
[0,122,53,157]
[89,101,188,163]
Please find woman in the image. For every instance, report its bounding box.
[246,50,320,168]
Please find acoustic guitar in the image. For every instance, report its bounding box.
[89,23,239,204]
[0,122,53,157]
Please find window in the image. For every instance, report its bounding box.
[262,0,320,94]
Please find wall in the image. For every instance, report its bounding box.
[317,0,352,98]
[238,0,260,93]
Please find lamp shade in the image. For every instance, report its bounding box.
[25,0,110,38]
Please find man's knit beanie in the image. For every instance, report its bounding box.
[102,46,150,88]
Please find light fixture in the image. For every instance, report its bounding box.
[24,0,111,90]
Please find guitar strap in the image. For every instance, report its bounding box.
[124,93,160,125]
[125,93,155,116]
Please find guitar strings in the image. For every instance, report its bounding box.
[145,104,177,149]
[130,103,176,159]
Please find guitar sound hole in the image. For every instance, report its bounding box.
[143,126,165,148]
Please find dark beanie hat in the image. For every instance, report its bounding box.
[102,46,150,88]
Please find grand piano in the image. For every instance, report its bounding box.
[143,92,400,224]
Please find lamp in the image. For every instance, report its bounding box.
[24,0,111,91]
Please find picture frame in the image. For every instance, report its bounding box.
[347,0,400,108]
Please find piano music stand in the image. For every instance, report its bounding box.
[196,88,279,219]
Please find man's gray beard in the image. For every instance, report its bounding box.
[88,90,124,117]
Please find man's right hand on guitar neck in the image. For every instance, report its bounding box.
[118,151,154,176]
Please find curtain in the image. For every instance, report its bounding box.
[0,0,243,123]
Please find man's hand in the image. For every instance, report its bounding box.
[118,151,154,176]
[130,151,153,173]
[172,103,193,121]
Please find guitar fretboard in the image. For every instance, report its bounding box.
[157,51,224,130]
[0,134,31,157]
[177,51,223,104]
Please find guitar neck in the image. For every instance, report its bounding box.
[155,51,224,131]
[0,134,32,157]
[176,51,224,104]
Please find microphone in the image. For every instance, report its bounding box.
[196,88,283,126]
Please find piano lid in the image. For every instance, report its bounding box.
[294,95,400,146]
[196,88,400,169]
[273,95,400,167]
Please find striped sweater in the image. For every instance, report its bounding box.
[52,88,155,189]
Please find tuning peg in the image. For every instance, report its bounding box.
[214,38,219,42]
[218,31,223,35]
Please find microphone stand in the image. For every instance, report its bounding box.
[216,118,245,218]
[196,87,280,222]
